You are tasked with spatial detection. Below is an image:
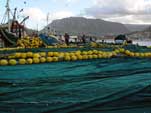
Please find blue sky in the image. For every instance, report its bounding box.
[1,0,151,30]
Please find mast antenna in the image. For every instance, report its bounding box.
[46,12,50,27]
[46,12,50,34]
[6,0,11,32]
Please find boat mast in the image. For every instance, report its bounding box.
[6,0,11,32]
[46,12,50,34]
[13,8,17,21]
[46,13,49,26]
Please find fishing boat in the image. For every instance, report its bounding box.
[0,0,29,47]
[38,13,60,46]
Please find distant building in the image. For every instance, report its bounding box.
[114,35,128,44]
[115,34,133,44]
[69,36,79,43]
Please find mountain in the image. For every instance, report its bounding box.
[43,17,129,36]
[144,26,151,32]
[127,25,151,40]
[25,28,37,35]
[125,24,150,32]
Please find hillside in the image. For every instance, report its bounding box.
[127,26,151,40]
[125,24,150,32]
[43,17,129,36]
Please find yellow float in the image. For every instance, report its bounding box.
[9,59,17,65]
[40,52,46,57]
[33,53,40,58]
[47,52,54,57]
[27,58,33,64]
[47,57,53,62]
[53,57,59,62]
[19,59,26,65]
[40,57,46,63]
[0,60,8,66]
[1,48,151,66]
[64,56,71,61]
[71,56,77,61]
[20,53,27,59]
[27,52,33,58]
[33,58,40,64]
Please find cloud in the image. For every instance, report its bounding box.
[84,0,151,24]
[52,0,79,3]
[23,8,45,21]
[22,7,74,29]
[22,7,46,29]
[67,0,79,3]
[50,11,74,21]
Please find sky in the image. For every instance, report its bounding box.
[1,0,151,30]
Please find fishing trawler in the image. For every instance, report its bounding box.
[0,0,29,47]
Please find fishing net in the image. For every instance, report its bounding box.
[0,47,151,113]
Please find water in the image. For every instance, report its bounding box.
[1,57,151,113]
[98,39,151,46]
[133,40,151,46]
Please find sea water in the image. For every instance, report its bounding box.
[104,39,151,46]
